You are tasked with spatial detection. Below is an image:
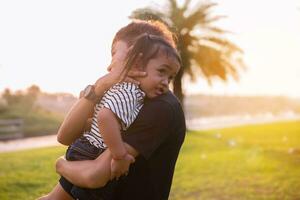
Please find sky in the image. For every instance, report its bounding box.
[1,0,300,98]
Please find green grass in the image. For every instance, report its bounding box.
[0,147,66,200]
[0,121,300,200]
[170,120,300,200]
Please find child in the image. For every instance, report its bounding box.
[38,21,181,200]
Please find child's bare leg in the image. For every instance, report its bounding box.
[37,183,73,200]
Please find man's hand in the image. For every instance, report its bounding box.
[55,156,67,175]
[110,153,135,180]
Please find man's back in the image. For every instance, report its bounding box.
[116,91,186,200]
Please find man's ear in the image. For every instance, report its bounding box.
[133,53,144,70]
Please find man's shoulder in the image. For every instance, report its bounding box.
[145,91,182,109]
[143,91,185,129]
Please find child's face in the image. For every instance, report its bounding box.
[138,51,180,98]
[107,40,129,72]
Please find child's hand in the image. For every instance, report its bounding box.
[123,70,146,85]
[110,153,135,180]
[93,50,146,92]
[107,47,146,85]
[107,44,132,73]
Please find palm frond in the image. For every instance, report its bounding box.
[200,36,243,53]
[182,0,191,11]
[179,33,198,49]
[203,26,232,34]
[168,0,178,12]
[221,58,239,81]
[130,8,165,22]
[130,8,177,33]
[191,44,230,81]
[204,15,227,24]
[183,2,217,30]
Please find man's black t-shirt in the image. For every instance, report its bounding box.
[114,91,186,200]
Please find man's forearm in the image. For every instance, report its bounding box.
[57,99,95,145]
[56,142,139,188]
[56,150,112,188]
[57,76,111,145]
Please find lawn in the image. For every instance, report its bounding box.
[0,120,299,200]
[0,147,66,199]
[171,120,300,200]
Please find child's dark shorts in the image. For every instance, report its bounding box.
[65,136,103,161]
[59,136,117,200]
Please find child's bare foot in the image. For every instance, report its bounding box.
[36,184,73,200]
[36,195,49,200]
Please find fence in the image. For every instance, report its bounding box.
[0,119,24,140]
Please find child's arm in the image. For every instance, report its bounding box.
[97,108,126,160]
[97,108,135,179]
[56,143,138,188]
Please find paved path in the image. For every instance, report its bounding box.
[0,134,63,152]
[1,115,299,153]
[187,114,300,130]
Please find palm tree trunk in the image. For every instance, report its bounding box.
[173,67,184,106]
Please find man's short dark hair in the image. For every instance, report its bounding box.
[111,19,176,52]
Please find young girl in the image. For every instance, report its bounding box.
[39,31,181,200]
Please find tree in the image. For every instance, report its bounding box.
[26,84,41,103]
[1,85,41,109]
[2,88,20,106]
[130,0,245,104]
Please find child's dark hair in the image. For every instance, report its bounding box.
[121,34,181,79]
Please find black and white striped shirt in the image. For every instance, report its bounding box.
[83,82,145,149]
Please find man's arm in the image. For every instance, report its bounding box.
[56,143,138,188]
[56,99,173,188]
[56,68,146,145]
[57,98,95,145]
[56,73,118,145]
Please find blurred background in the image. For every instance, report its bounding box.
[0,0,300,199]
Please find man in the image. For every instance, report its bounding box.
[56,20,186,200]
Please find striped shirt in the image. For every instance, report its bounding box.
[83,82,145,149]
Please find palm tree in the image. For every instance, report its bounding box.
[130,0,245,104]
